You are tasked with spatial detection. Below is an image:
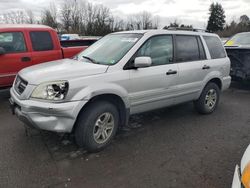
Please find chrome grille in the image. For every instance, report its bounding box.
[14,76,28,95]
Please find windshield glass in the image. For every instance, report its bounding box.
[225,32,250,46]
[77,33,142,65]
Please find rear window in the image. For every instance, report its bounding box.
[203,36,226,59]
[60,40,96,47]
[175,35,201,62]
[30,31,53,51]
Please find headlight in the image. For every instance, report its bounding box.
[242,161,250,188]
[31,81,69,101]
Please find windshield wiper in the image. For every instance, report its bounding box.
[82,56,99,64]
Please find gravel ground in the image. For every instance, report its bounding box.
[0,82,250,188]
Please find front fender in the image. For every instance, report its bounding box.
[70,83,130,108]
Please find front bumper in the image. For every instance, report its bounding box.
[232,165,243,188]
[10,88,87,133]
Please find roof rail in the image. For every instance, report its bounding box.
[166,27,208,32]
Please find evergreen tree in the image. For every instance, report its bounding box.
[207,3,226,32]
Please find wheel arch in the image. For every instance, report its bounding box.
[207,78,222,90]
[72,93,129,133]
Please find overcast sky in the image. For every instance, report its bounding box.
[0,0,250,28]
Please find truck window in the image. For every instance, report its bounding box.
[0,32,27,53]
[30,31,53,51]
[203,36,226,59]
[175,35,200,62]
[136,35,173,66]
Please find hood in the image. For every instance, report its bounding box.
[19,59,109,85]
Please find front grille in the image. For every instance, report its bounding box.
[14,75,28,95]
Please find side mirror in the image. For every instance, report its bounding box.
[0,47,5,55]
[134,57,152,68]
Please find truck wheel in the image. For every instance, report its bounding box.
[75,101,119,152]
[194,82,220,114]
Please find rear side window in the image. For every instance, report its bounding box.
[30,31,53,51]
[203,36,226,59]
[175,35,200,62]
[0,32,27,53]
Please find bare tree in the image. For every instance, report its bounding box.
[0,1,161,36]
[60,0,87,33]
[41,3,58,30]
[2,10,27,24]
[111,17,125,32]
[26,10,35,24]
[140,11,152,29]
[125,11,158,30]
[0,9,36,24]
[61,2,72,33]
[240,15,250,25]
[152,15,160,29]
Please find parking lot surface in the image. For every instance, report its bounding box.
[1,83,250,188]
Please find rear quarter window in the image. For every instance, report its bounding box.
[203,36,226,59]
[30,31,54,51]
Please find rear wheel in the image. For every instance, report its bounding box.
[194,82,220,114]
[75,101,119,152]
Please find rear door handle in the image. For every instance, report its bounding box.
[21,57,31,62]
[202,65,210,70]
[166,70,177,75]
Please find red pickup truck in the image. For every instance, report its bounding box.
[0,24,93,88]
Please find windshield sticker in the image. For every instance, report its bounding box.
[109,60,115,64]
[225,40,234,46]
[121,38,138,42]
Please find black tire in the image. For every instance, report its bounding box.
[194,82,220,114]
[75,101,119,152]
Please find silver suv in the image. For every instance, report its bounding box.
[10,30,231,152]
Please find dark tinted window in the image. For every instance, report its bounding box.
[136,35,173,66]
[0,32,27,53]
[175,35,200,62]
[30,31,53,51]
[60,39,97,47]
[203,36,226,59]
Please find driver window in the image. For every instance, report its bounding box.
[136,35,173,66]
[0,32,27,53]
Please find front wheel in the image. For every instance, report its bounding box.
[75,101,119,152]
[194,82,220,114]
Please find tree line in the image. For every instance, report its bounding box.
[206,2,250,37]
[0,0,159,36]
[0,1,249,37]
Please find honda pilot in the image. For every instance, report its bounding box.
[10,30,231,152]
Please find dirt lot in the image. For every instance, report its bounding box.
[0,82,250,188]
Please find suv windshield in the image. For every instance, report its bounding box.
[77,33,142,65]
[225,32,250,46]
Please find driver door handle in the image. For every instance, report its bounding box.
[21,57,31,62]
[202,65,210,70]
[166,70,177,75]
